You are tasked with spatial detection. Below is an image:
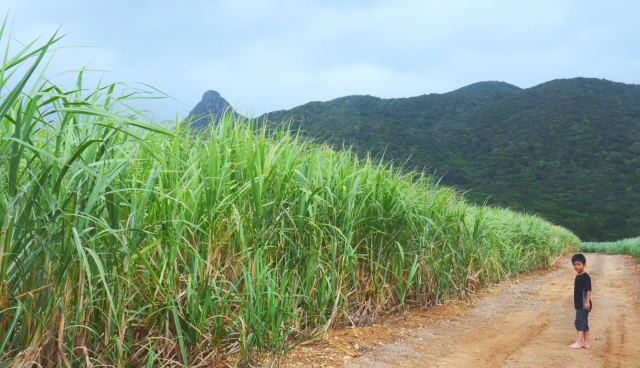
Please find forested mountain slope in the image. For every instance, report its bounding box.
[189,78,640,241]
[433,78,640,241]
[260,82,520,164]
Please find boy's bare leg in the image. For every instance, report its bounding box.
[582,331,590,349]
[568,331,584,348]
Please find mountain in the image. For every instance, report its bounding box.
[260,82,521,166]
[431,78,640,241]
[187,90,237,129]
[188,79,640,241]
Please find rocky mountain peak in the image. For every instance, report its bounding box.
[187,90,237,129]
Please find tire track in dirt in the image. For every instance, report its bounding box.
[286,254,640,367]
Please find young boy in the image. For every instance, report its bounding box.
[568,253,592,349]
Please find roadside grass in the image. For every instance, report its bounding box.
[581,237,640,258]
[0,29,580,366]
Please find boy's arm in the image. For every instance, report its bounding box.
[584,290,592,310]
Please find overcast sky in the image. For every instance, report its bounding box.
[3,0,640,121]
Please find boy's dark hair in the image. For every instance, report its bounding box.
[571,253,586,264]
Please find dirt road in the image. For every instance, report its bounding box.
[286,254,640,367]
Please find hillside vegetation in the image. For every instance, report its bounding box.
[261,81,520,163]
[250,79,640,241]
[434,78,640,241]
[0,32,579,365]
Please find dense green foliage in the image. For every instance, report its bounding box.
[259,79,640,241]
[262,81,520,165]
[581,237,640,258]
[437,79,640,242]
[0,32,580,366]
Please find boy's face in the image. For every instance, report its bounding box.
[572,261,586,274]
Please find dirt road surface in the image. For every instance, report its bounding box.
[285,254,640,367]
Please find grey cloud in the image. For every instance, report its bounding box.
[3,0,640,120]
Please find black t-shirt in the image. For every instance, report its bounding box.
[574,273,592,310]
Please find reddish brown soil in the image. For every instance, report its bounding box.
[282,254,640,367]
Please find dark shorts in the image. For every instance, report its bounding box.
[575,309,590,331]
